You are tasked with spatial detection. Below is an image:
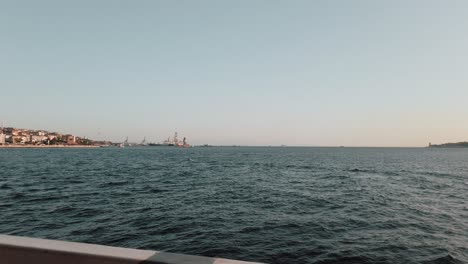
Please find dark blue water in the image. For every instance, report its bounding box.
[0,147,467,263]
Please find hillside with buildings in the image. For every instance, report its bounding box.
[0,127,109,146]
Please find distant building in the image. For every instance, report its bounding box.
[0,133,5,145]
[30,135,48,144]
[12,135,28,144]
[48,133,61,139]
[4,127,14,135]
[63,134,76,144]
[11,129,21,136]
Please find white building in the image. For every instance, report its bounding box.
[30,135,48,143]
[0,133,5,145]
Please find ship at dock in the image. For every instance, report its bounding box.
[148,132,191,148]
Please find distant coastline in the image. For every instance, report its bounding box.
[428,142,468,148]
[0,126,111,147]
[0,145,99,148]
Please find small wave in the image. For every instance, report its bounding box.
[100,181,128,187]
[0,183,11,189]
[0,202,13,208]
[239,226,261,233]
[72,208,106,218]
[251,162,283,169]
[285,164,318,170]
[315,255,378,264]
[346,168,400,176]
[102,233,135,244]
[298,165,316,169]
[178,171,194,177]
[10,192,26,199]
[417,171,455,178]
[27,196,62,202]
[157,224,192,235]
[147,187,166,193]
[70,225,106,236]
[68,179,85,184]
[239,223,303,234]
[348,168,365,172]
[48,205,75,214]
[346,168,381,174]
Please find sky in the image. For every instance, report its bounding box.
[1,1,468,146]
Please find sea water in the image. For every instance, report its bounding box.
[0,147,467,263]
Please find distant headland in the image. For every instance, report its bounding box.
[428,142,468,148]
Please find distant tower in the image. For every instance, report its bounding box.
[183,137,186,145]
[174,132,178,145]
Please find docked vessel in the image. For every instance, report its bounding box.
[148,132,190,148]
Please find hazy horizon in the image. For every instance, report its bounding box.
[2,1,468,147]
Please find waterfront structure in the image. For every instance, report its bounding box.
[0,133,5,145]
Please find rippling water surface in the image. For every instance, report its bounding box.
[0,147,467,263]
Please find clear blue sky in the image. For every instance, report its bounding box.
[1,1,467,146]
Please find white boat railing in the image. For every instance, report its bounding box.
[0,234,264,264]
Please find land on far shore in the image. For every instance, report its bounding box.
[0,145,100,148]
[0,126,112,147]
[428,142,468,148]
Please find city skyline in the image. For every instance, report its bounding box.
[2,1,468,146]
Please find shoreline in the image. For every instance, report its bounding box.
[0,145,100,148]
